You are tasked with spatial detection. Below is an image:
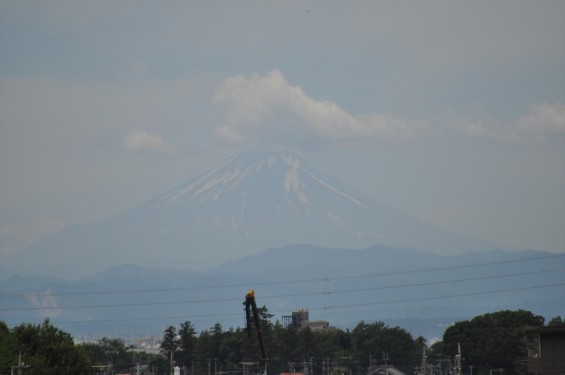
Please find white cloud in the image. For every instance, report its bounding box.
[214,70,428,146]
[440,112,500,139]
[214,70,565,147]
[441,103,565,142]
[121,130,175,153]
[519,103,565,137]
[214,125,246,144]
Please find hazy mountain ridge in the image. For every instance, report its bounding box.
[2,151,497,278]
[1,245,563,339]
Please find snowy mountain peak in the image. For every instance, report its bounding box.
[5,151,496,276]
[159,152,283,205]
[158,151,324,211]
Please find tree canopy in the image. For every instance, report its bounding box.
[441,310,545,375]
[0,319,94,375]
[1,309,559,375]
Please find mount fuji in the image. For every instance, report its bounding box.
[3,151,495,278]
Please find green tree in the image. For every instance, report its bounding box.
[193,329,212,374]
[351,321,418,373]
[210,322,225,369]
[267,321,289,367]
[0,321,15,372]
[279,323,299,362]
[428,339,444,357]
[178,320,197,370]
[3,319,94,375]
[218,327,245,368]
[256,305,274,330]
[81,337,133,373]
[318,329,349,358]
[297,327,317,360]
[546,316,565,327]
[161,325,179,372]
[442,310,544,375]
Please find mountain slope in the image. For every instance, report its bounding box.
[3,151,495,278]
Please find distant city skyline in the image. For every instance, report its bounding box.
[1,1,564,262]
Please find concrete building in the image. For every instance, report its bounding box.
[281,309,336,332]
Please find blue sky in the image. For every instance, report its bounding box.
[0,1,564,258]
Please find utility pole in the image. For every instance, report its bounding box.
[310,357,313,375]
[10,353,31,375]
[455,344,462,375]
[421,346,429,375]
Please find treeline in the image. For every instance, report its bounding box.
[0,310,563,375]
[160,311,422,375]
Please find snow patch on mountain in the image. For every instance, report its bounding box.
[305,169,369,210]
[239,190,247,222]
[283,155,310,208]
[160,155,238,205]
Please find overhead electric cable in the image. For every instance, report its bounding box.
[3,267,564,311]
[2,252,563,299]
[49,282,565,326]
[320,282,565,310]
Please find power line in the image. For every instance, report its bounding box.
[468,230,565,243]
[4,267,564,312]
[50,282,565,326]
[329,253,565,282]
[320,282,565,310]
[297,267,565,296]
[2,252,563,299]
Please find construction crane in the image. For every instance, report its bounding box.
[244,289,269,375]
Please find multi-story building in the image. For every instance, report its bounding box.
[281,309,335,331]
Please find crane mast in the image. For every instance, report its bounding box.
[244,289,269,375]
